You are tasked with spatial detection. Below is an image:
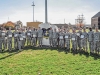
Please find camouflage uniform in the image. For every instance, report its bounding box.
[31,29,37,46]
[52,31,58,47]
[59,31,64,48]
[48,29,53,47]
[7,30,13,51]
[77,30,82,50]
[37,29,43,47]
[0,30,2,51]
[18,32,23,50]
[13,30,19,50]
[64,31,71,50]
[26,30,31,46]
[2,30,7,51]
[22,31,26,48]
[71,32,77,51]
[88,31,94,53]
[81,31,88,51]
[93,32,100,53]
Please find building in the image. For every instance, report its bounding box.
[91,11,100,29]
[2,21,15,29]
[27,22,43,28]
[54,24,68,28]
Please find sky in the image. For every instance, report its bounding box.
[0,0,100,25]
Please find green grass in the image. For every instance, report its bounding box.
[0,29,100,75]
[0,48,100,75]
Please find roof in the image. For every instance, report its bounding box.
[92,11,100,18]
[53,24,68,28]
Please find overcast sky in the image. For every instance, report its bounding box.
[0,0,100,25]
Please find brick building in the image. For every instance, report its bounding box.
[27,22,43,28]
[91,12,100,29]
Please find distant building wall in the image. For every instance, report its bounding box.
[91,17,98,28]
[54,24,68,28]
[27,22,42,28]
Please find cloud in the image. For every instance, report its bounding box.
[0,0,99,26]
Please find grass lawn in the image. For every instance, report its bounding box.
[0,47,100,75]
[0,29,100,75]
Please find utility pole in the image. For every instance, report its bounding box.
[32,1,35,22]
[45,0,48,23]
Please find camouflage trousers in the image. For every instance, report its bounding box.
[18,40,23,50]
[22,38,26,48]
[27,37,31,46]
[52,38,57,47]
[8,38,12,51]
[94,41,100,53]
[0,39,2,50]
[38,37,43,46]
[14,38,18,49]
[49,37,53,46]
[72,40,77,50]
[81,39,88,51]
[77,39,81,49]
[65,40,70,49]
[31,37,36,46]
[59,39,64,48]
[89,41,94,53]
[0,39,7,50]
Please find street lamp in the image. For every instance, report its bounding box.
[32,1,35,22]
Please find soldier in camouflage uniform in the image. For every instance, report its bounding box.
[59,29,64,48]
[37,27,43,47]
[88,28,94,54]
[81,28,88,52]
[64,29,71,51]
[0,28,7,51]
[26,28,31,46]
[31,27,37,47]
[71,29,77,52]
[52,29,58,47]
[77,28,82,50]
[48,27,53,47]
[22,28,26,48]
[93,27,100,54]
[18,29,23,50]
[4,28,7,50]
[0,28,2,52]
[13,28,19,50]
[7,27,13,51]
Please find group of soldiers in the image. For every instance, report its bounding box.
[0,26,100,55]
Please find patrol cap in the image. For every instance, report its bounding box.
[89,27,92,31]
